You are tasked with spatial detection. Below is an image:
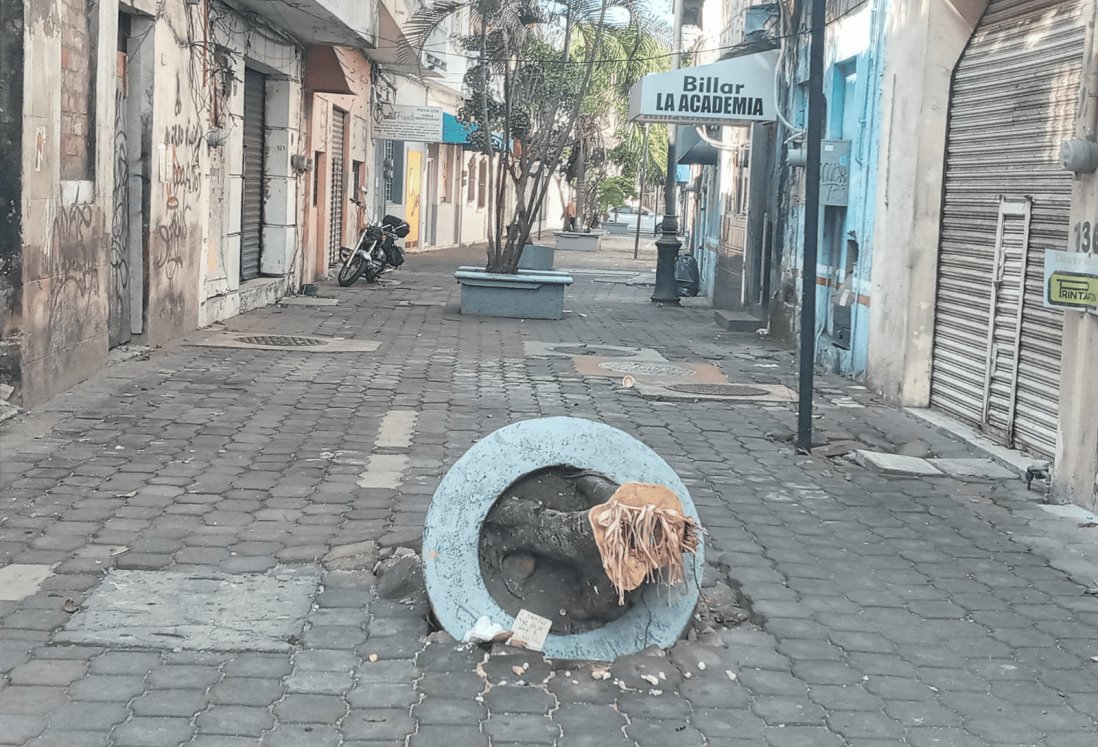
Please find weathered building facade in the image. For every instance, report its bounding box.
[1,0,382,407]
[869,0,1097,508]
[701,0,1095,507]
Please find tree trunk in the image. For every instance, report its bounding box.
[482,473,618,567]
[574,134,587,231]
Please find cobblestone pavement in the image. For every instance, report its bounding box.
[3,242,1098,747]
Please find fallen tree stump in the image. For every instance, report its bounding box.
[423,416,705,661]
[479,469,631,633]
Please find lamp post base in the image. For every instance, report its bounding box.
[650,233,682,304]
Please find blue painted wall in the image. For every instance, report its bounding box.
[694,165,720,302]
[779,0,887,379]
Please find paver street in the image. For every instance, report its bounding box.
[3,244,1098,746]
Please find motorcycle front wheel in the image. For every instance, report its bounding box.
[337,253,368,287]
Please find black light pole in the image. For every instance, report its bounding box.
[651,0,684,304]
[796,0,826,452]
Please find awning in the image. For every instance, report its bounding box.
[677,126,719,166]
[443,113,475,144]
[303,46,354,95]
[443,115,509,152]
[628,50,779,126]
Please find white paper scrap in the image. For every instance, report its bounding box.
[510,609,552,652]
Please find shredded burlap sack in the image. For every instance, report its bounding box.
[588,482,700,604]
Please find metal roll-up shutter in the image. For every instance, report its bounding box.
[329,109,347,267]
[241,68,266,281]
[930,0,1083,458]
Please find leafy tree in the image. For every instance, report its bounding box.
[595,175,636,215]
[406,0,656,272]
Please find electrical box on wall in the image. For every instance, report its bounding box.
[831,303,852,350]
[821,140,851,207]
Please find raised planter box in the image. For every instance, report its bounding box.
[554,231,603,252]
[456,269,574,320]
[602,221,630,236]
[518,244,555,271]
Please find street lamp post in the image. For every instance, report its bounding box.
[650,0,685,304]
[796,0,827,452]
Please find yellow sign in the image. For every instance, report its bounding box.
[1044,249,1098,313]
[1047,272,1098,308]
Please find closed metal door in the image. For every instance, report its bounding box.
[240,68,266,281]
[329,109,346,266]
[930,0,1083,458]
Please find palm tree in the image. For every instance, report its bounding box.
[405,0,657,273]
[568,24,670,230]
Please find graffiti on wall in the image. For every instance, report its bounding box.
[109,85,131,345]
[47,200,102,344]
[154,74,202,300]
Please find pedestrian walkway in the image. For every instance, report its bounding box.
[2,244,1098,746]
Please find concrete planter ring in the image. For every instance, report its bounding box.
[423,416,704,661]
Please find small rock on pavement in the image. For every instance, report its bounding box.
[375,548,425,601]
[324,541,378,571]
[696,582,747,627]
[811,440,863,459]
[766,425,795,443]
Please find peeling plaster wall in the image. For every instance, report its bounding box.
[18,0,114,407]
[142,0,206,345]
[0,1,24,396]
[774,1,885,379]
[201,2,303,325]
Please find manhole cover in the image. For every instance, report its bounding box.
[553,345,635,358]
[235,335,325,347]
[666,383,770,397]
[598,361,696,377]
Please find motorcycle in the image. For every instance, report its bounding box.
[337,213,410,287]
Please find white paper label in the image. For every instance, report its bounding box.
[510,609,552,652]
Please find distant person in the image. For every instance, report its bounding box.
[563,200,576,232]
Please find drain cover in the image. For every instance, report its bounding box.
[666,383,770,397]
[553,345,635,358]
[235,335,325,347]
[598,361,696,377]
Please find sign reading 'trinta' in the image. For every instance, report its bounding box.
[628,51,779,126]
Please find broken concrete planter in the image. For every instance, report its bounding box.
[455,268,573,321]
[517,243,555,271]
[554,231,603,252]
[423,416,704,661]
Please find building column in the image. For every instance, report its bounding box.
[866,0,987,404]
[1056,3,1098,510]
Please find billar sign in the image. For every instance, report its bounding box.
[628,51,779,126]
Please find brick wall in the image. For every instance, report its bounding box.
[60,0,94,180]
